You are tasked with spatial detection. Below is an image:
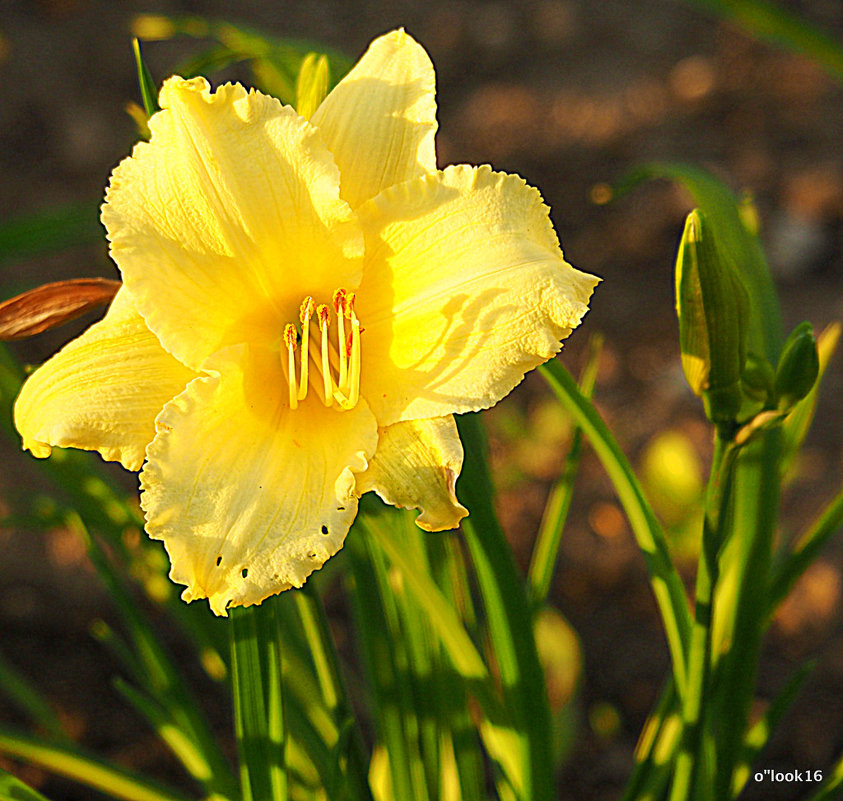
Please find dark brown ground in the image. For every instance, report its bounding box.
[1,1,842,800]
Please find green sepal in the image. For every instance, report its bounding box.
[675,209,749,424]
[775,321,819,411]
[295,53,330,120]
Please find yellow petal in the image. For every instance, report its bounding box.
[356,164,600,425]
[357,415,468,532]
[141,344,378,616]
[311,29,437,210]
[14,287,197,470]
[102,76,364,371]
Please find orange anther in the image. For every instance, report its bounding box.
[283,323,298,350]
[344,291,356,317]
[299,296,315,325]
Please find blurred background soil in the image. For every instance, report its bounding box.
[0,1,842,799]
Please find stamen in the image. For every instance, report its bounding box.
[283,291,361,412]
[333,289,348,390]
[317,304,334,407]
[283,323,298,410]
[298,297,315,400]
[347,315,361,407]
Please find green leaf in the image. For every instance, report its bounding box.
[359,504,530,798]
[291,584,374,801]
[806,751,843,801]
[769,481,843,613]
[0,203,102,267]
[682,0,843,84]
[230,598,287,801]
[0,650,68,741]
[621,680,681,801]
[346,529,428,801]
[0,726,194,801]
[78,519,238,800]
[112,679,217,789]
[0,765,52,801]
[424,534,485,801]
[456,413,555,801]
[730,661,815,797]
[386,519,442,796]
[528,333,602,607]
[539,360,692,695]
[359,512,487,681]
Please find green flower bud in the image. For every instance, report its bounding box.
[741,352,775,404]
[775,322,819,411]
[675,209,749,424]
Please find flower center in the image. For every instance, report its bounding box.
[282,288,361,411]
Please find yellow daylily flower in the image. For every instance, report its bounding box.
[14,29,598,615]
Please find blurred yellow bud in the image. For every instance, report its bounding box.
[130,15,176,41]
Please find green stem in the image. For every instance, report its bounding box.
[711,429,782,799]
[295,583,374,801]
[457,413,554,801]
[347,533,426,801]
[230,599,287,801]
[669,434,731,801]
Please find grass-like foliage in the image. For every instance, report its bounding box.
[1,7,842,801]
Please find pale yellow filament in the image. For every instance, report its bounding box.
[317,304,334,407]
[283,293,360,411]
[283,324,298,411]
[333,289,348,390]
[298,297,314,400]
[347,316,361,407]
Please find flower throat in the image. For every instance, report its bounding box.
[282,288,361,411]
